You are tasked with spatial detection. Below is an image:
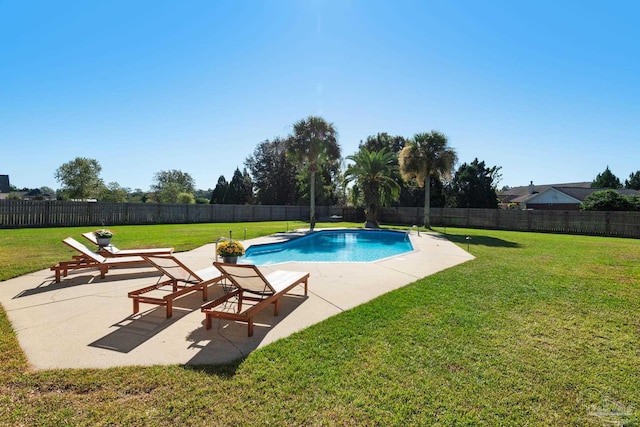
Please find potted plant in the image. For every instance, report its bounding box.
[94,229,114,247]
[216,240,245,264]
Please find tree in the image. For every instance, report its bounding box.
[399,131,457,228]
[592,166,622,188]
[99,182,129,203]
[359,132,406,154]
[156,182,183,204]
[194,189,213,204]
[128,188,148,203]
[358,132,431,208]
[625,170,640,190]
[344,148,400,228]
[54,157,104,200]
[287,116,341,230]
[151,169,195,203]
[245,137,299,205]
[295,159,343,207]
[450,158,501,208]
[580,190,633,211]
[176,192,196,204]
[210,176,229,204]
[396,177,447,208]
[226,168,253,204]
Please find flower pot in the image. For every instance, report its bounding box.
[222,256,238,264]
[96,237,112,247]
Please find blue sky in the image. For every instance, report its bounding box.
[1,0,639,192]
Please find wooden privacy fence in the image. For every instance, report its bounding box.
[373,207,640,238]
[1,201,638,238]
[0,200,339,228]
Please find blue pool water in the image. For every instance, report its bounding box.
[241,229,413,265]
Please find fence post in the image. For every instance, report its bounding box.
[44,202,51,227]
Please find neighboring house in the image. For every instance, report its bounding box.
[499,181,639,210]
[499,181,591,209]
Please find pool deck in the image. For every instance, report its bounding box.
[0,229,474,370]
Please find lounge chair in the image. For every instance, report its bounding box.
[50,237,151,283]
[82,232,174,257]
[128,256,223,318]
[201,262,309,336]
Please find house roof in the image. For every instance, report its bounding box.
[505,182,592,203]
[527,187,640,204]
[500,182,639,204]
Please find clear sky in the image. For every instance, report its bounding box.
[1,0,638,192]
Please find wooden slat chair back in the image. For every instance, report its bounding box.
[144,255,204,284]
[215,263,274,296]
[127,256,223,318]
[201,262,309,336]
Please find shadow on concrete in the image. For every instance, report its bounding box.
[89,310,185,353]
[88,292,206,353]
[14,270,162,299]
[184,293,308,367]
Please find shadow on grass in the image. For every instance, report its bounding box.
[183,358,245,378]
[439,232,521,248]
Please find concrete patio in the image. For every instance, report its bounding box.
[0,230,474,370]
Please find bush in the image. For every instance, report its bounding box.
[177,192,195,204]
[580,190,634,211]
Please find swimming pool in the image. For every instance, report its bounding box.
[241,229,413,265]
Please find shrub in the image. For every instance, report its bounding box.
[580,190,633,211]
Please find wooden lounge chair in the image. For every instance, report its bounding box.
[50,237,151,283]
[128,256,223,318]
[201,262,309,336]
[82,232,174,257]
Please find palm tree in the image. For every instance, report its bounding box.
[287,116,340,230]
[399,131,457,229]
[344,148,400,228]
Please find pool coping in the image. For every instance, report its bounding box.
[0,228,475,370]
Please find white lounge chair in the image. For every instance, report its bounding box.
[201,262,309,336]
[50,237,150,283]
[82,232,174,257]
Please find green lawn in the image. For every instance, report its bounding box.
[0,224,639,425]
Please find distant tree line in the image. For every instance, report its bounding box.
[9,116,640,226]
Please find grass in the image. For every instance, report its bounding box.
[0,221,330,281]
[1,223,639,425]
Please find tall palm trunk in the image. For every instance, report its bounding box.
[309,170,316,230]
[364,186,379,228]
[365,203,378,228]
[423,177,431,229]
